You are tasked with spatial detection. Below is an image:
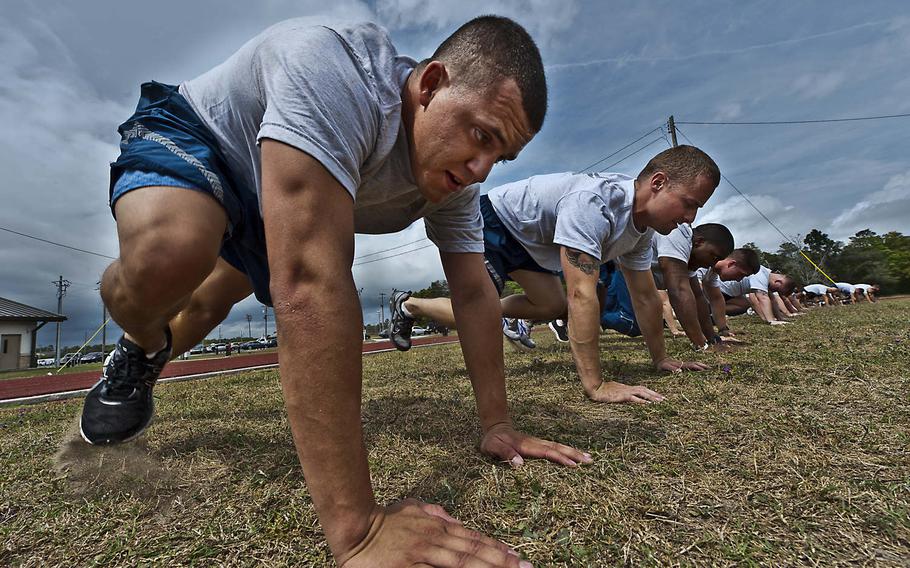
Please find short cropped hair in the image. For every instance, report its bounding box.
[420,15,547,132]
[693,223,734,257]
[777,275,797,295]
[728,248,761,274]
[637,145,721,188]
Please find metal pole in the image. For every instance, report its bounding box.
[53,275,70,364]
[246,314,252,338]
[378,292,386,330]
[263,306,269,337]
[668,115,679,147]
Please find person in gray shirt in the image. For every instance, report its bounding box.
[79,16,588,567]
[396,146,720,405]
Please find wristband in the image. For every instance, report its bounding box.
[694,342,710,352]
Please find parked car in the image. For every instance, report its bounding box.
[60,353,80,367]
[378,328,390,338]
[37,358,56,367]
[189,344,207,355]
[210,343,228,353]
[411,326,428,336]
[79,352,105,364]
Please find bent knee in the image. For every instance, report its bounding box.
[118,240,220,301]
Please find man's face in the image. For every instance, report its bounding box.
[644,172,716,235]
[409,65,533,203]
[689,240,725,270]
[714,259,751,281]
[769,273,787,293]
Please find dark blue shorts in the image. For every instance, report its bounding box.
[480,195,557,295]
[110,81,273,305]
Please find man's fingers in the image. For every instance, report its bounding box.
[419,502,461,525]
[520,438,589,467]
[637,387,665,402]
[421,524,524,568]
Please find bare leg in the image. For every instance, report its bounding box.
[402,296,458,327]
[169,258,254,356]
[406,270,566,325]
[725,296,750,316]
[499,270,567,320]
[101,186,228,353]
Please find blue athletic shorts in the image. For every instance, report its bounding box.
[480,195,557,295]
[110,81,273,305]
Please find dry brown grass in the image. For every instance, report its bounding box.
[1,300,908,566]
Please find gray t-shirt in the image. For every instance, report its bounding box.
[718,277,749,298]
[835,282,856,294]
[180,20,482,253]
[693,266,722,288]
[486,172,654,272]
[747,266,772,293]
[803,284,829,295]
[650,223,696,288]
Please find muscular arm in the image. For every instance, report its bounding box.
[621,266,671,365]
[260,140,372,559]
[439,252,510,431]
[704,284,729,332]
[561,247,605,396]
[659,257,708,347]
[771,293,790,319]
[749,291,774,322]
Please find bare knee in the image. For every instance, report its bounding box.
[107,236,220,311]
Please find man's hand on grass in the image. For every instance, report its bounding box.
[769,320,791,326]
[656,358,711,373]
[480,423,592,468]
[339,499,531,568]
[588,380,665,404]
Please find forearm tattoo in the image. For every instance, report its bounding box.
[566,250,597,275]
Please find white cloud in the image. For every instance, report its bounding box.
[791,70,847,100]
[375,0,579,47]
[829,170,910,238]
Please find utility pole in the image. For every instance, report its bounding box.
[378,292,386,330]
[52,275,70,364]
[667,115,678,147]
[263,306,270,338]
[246,314,252,338]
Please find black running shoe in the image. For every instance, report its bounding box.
[80,328,172,445]
[389,290,414,351]
[548,319,569,343]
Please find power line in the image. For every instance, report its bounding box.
[576,126,662,173]
[0,225,116,260]
[352,243,437,267]
[597,136,669,172]
[676,112,910,126]
[674,126,838,285]
[354,237,429,260]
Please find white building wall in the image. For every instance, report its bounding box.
[0,322,34,356]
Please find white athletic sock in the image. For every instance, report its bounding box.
[401,302,415,319]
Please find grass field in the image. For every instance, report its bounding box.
[1,300,908,566]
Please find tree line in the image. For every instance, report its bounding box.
[744,229,910,294]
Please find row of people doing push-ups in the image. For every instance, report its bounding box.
[392,163,881,405]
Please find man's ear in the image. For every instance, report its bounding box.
[418,61,449,107]
[650,171,669,192]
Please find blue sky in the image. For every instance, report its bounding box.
[1,0,908,348]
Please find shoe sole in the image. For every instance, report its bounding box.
[548,322,569,343]
[79,381,156,445]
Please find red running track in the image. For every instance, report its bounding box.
[0,335,460,402]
